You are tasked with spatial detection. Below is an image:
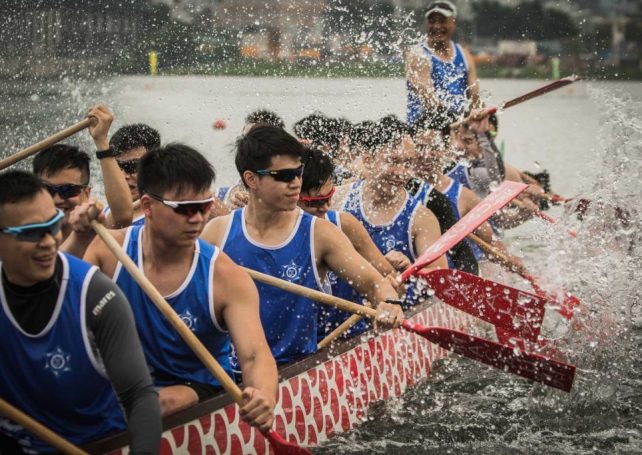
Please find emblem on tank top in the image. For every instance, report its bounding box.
[380,234,398,252]
[281,259,303,281]
[44,346,71,377]
[179,310,199,331]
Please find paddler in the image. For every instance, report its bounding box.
[297,146,403,338]
[78,144,278,425]
[405,0,480,124]
[411,121,522,271]
[33,105,133,252]
[201,125,404,364]
[109,123,229,223]
[336,116,449,308]
[0,170,161,453]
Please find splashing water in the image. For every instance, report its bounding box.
[317,86,642,454]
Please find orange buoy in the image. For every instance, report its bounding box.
[212,119,227,130]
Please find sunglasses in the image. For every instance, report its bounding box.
[255,164,304,183]
[44,182,88,199]
[1,209,64,242]
[299,186,336,208]
[146,192,214,217]
[116,158,140,175]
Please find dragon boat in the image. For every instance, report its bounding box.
[86,299,475,454]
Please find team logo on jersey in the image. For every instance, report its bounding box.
[282,260,303,281]
[326,270,338,286]
[381,234,398,252]
[179,310,199,331]
[45,346,71,377]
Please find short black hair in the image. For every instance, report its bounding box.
[137,143,215,197]
[0,170,46,208]
[109,124,161,156]
[236,125,304,186]
[245,109,285,129]
[364,115,411,155]
[32,144,90,183]
[301,147,334,193]
[412,106,457,139]
[349,120,377,151]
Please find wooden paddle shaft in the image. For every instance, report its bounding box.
[318,314,364,349]
[90,221,243,403]
[243,268,379,319]
[0,399,88,455]
[0,118,93,171]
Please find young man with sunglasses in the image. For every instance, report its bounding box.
[35,105,133,255]
[298,147,403,339]
[338,116,449,307]
[201,125,404,365]
[405,0,480,124]
[107,123,162,226]
[0,171,161,453]
[81,143,278,425]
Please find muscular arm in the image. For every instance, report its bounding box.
[412,206,449,271]
[339,212,395,277]
[86,271,161,454]
[462,47,481,110]
[83,228,125,277]
[315,218,400,312]
[405,47,445,111]
[215,252,278,428]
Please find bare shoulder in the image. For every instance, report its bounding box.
[460,186,481,213]
[202,213,233,246]
[213,251,257,307]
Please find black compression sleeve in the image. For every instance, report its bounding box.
[85,271,161,454]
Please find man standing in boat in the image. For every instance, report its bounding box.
[405,0,480,124]
[0,171,161,453]
[81,144,278,425]
[201,125,404,364]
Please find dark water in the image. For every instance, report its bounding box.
[2,76,641,454]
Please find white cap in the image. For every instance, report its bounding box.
[425,1,457,18]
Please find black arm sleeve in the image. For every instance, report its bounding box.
[85,271,161,455]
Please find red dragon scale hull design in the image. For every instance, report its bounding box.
[87,301,472,454]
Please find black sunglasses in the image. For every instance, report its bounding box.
[255,164,304,183]
[44,182,88,199]
[146,192,214,217]
[116,158,140,175]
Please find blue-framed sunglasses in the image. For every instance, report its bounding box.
[255,164,304,183]
[0,209,65,242]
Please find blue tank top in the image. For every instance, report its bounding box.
[439,179,486,262]
[446,163,472,190]
[216,186,230,202]
[114,225,232,387]
[318,211,369,339]
[0,253,125,452]
[342,181,422,308]
[407,41,470,124]
[222,208,323,363]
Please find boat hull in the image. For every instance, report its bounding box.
[88,301,472,454]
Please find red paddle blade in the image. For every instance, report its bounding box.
[263,429,312,455]
[501,75,581,110]
[525,273,581,320]
[401,181,528,282]
[416,269,546,342]
[402,321,576,392]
